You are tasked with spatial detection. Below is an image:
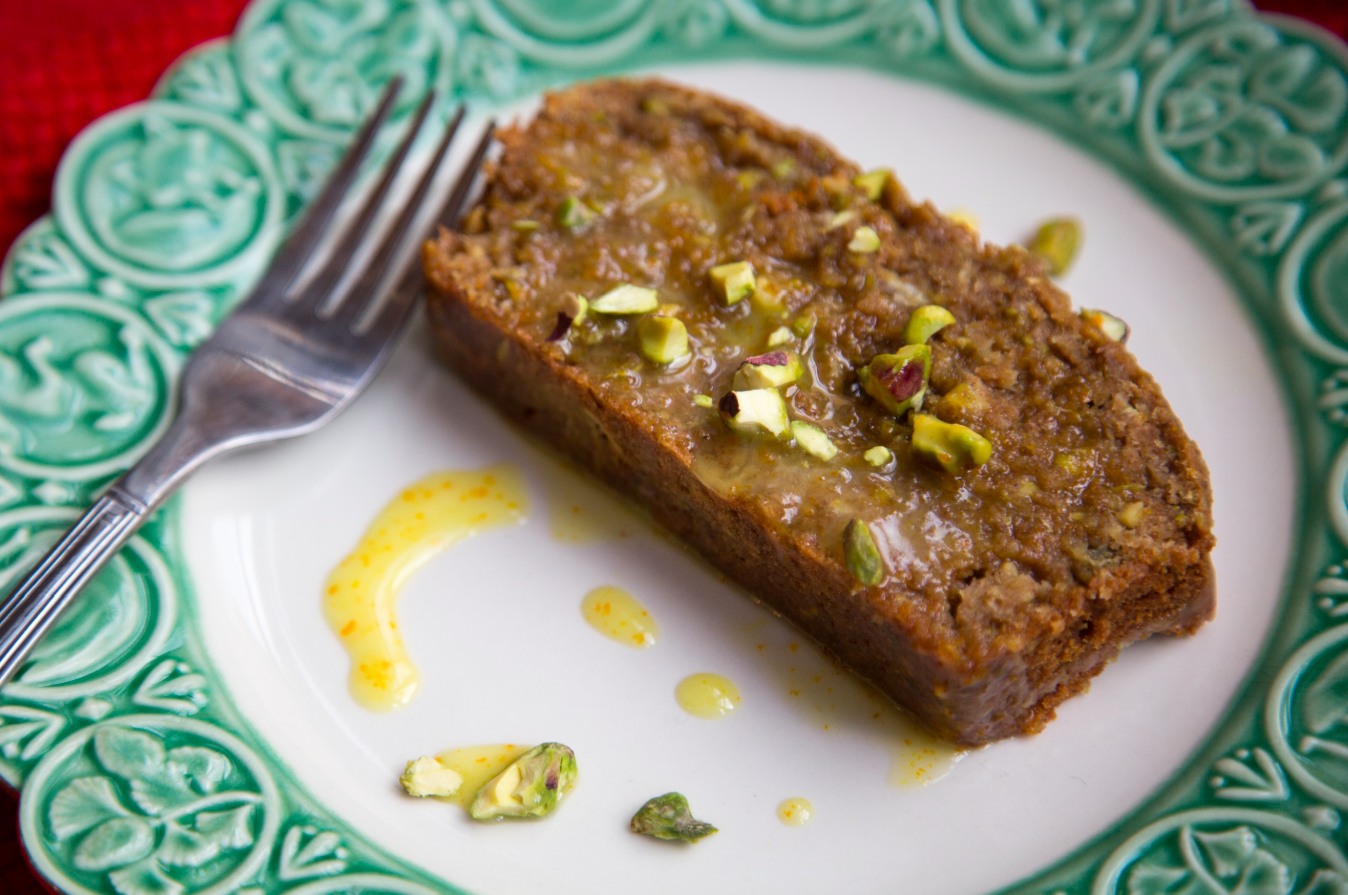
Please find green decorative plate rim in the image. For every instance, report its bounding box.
[2,1,1347,893]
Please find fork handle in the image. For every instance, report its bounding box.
[0,488,146,686]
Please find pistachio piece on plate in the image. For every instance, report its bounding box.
[469,743,577,822]
[400,757,462,798]
[631,793,719,843]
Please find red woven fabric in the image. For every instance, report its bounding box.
[0,1,1344,891]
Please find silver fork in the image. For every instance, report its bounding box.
[0,78,495,686]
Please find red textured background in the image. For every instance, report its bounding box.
[0,0,1344,891]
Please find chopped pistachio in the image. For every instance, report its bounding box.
[719,388,790,438]
[854,168,890,201]
[557,197,596,230]
[859,345,931,416]
[844,519,885,586]
[641,95,669,115]
[1028,217,1082,276]
[1118,501,1147,529]
[772,158,796,179]
[848,226,881,253]
[511,219,539,232]
[903,305,957,345]
[939,382,985,418]
[592,283,659,314]
[766,326,794,348]
[791,421,837,461]
[947,209,979,233]
[827,209,857,231]
[638,316,690,365]
[631,793,718,843]
[400,756,463,798]
[694,394,714,408]
[733,351,804,390]
[469,743,577,822]
[1081,308,1129,343]
[864,446,893,467]
[791,310,817,338]
[562,293,588,326]
[709,261,756,306]
[911,414,992,473]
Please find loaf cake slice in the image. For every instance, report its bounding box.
[422,79,1215,746]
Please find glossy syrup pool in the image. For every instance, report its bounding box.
[183,62,1294,895]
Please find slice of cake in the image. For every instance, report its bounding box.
[422,79,1215,746]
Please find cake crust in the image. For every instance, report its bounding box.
[423,78,1215,746]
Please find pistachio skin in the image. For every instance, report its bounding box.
[1028,217,1082,276]
[469,743,577,822]
[911,414,993,473]
[844,519,885,586]
[630,793,719,843]
[903,305,957,345]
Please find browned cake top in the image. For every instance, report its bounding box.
[425,78,1214,672]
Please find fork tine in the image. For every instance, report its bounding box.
[332,114,485,334]
[251,76,403,299]
[437,121,496,228]
[287,89,441,317]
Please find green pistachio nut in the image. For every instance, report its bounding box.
[511,219,539,232]
[732,351,804,390]
[848,226,881,253]
[469,743,577,822]
[766,326,794,348]
[859,345,931,416]
[903,305,957,345]
[719,388,790,438]
[694,394,714,408]
[1027,217,1082,276]
[638,316,690,365]
[1080,308,1129,343]
[863,445,893,467]
[791,310,818,339]
[709,261,756,306]
[854,169,891,201]
[558,197,597,230]
[827,209,857,231]
[400,756,463,798]
[911,414,992,473]
[631,793,719,843]
[790,421,837,461]
[844,519,885,586]
[591,283,659,315]
[772,158,796,180]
